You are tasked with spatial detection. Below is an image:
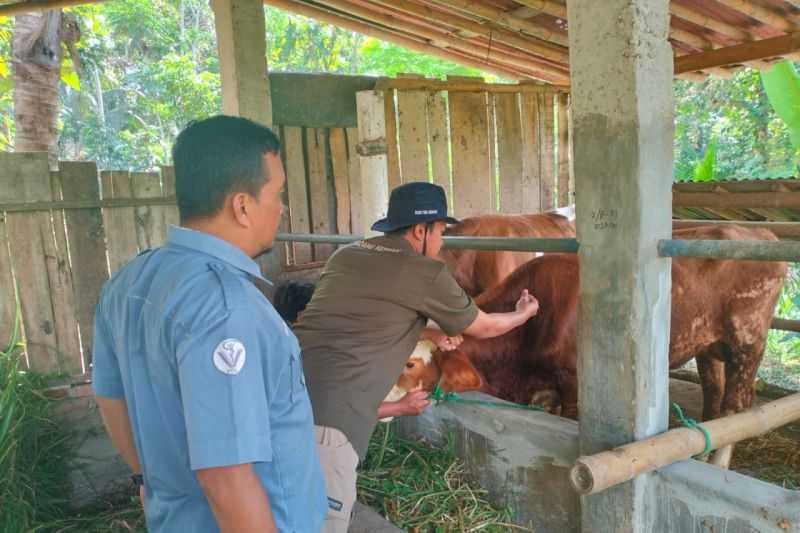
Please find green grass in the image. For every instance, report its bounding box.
[1,307,72,532]
[358,422,530,532]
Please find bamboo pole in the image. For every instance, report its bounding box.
[570,393,800,495]
[0,0,105,15]
[263,0,531,81]
[368,0,570,64]
[311,0,570,82]
[430,0,569,47]
[675,32,800,74]
[276,233,580,252]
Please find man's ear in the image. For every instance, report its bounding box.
[230,192,252,227]
[435,350,482,392]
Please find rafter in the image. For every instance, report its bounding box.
[512,0,566,20]
[368,0,570,64]
[669,2,750,40]
[675,31,800,74]
[310,0,569,81]
[429,0,568,47]
[714,0,794,33]
[263,0,561,82]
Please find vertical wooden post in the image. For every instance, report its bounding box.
[58,161,108,369]
[557,93,571,207]
[211,0,272,127]
[356,90,390,238]
[568,0,673,531]
[211,0,284,277]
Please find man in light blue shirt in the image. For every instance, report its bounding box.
[92,115,326,532]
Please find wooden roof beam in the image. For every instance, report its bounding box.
[263,0,552,82]
[670,26,713,51]
[669,2,750,40]
[675,31,800,74]
[713,0,794,33]
[366,0,570,64]
[0,0,105,15]
[512,0,566,20]
[429,0,569,47]
[310,0,569,82]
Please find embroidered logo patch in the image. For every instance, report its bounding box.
[213,339,246,375]
[327,497,343,512]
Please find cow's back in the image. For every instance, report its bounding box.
[669,226,787,366]
[441,212,576,296]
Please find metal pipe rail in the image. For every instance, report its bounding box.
[658,239,800,262]
[275,233,580,253]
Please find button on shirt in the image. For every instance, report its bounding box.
[92,226,326,533]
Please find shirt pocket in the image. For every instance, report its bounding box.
[288,343,307,403]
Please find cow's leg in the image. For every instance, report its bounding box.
[695,348,725,421]
[710,341,765,469]
[556,369,579,419]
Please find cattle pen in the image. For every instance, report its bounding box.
[3,0,800,532]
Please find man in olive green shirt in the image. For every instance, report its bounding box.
[295,182,539,533]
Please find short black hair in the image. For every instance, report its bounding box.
[384,221,434,237]
[172,115,281,221]
[273,281,315,323]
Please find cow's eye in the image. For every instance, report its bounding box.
[405,362,414,368]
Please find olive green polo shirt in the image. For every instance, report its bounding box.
[294,236,478,459]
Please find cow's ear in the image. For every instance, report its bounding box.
[437,351,482,392]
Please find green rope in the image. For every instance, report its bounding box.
[428,384,545,412]
[672,402,712,459]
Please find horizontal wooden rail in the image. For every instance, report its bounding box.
[673,190,800,209]
[570,393,800,495]
[0,197,177,212]
[275,233,580,253]
[658,239,800,262]
[771,318,800,333]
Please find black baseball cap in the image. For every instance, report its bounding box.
[371,182,459,232]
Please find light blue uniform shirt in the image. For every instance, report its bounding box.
[92,226,327,533]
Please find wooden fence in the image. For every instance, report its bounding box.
[0,152,178,378]
[0,78,572,378]
[277,78,572,268]
[384,81,571,217]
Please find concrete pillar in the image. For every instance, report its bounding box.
[567,0,674,531]
[356,90,390,238]
[211,0,272,127]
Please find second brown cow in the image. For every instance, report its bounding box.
[421,225,786,428]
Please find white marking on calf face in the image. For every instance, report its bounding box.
[411,340,436,365]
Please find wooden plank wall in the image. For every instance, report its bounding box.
[276,124,361,267]
[384,82,570,219]
[0,154,175,377]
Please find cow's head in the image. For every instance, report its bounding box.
[386,341,483,404]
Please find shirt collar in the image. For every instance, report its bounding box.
[362,235,418,255]
[166,225,270,283]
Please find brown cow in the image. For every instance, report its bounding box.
[439,212,576,297]
[419,226,787,429]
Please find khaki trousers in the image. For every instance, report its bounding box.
[315,425,359,533]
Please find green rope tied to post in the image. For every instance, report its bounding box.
[428,384,546,412]
[672,402,712,459]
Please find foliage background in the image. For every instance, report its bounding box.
[3,1,794,178]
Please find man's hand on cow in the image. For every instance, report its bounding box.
[395,390,431,416]
[515,289,539,318]
[431,331,463,351]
